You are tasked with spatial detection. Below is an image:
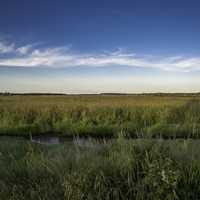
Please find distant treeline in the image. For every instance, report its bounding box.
[0,92,67,96]
[1,92,200,97]
[101,92,200,97]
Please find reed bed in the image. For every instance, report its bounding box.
[0,138,200,199]
[0,95,200,138]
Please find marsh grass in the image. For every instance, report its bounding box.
[1,138,200,199]
[0,95,200,138]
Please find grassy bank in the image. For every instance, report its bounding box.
[0,95,200,138]
[1,138,200,199]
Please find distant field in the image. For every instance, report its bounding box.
[0,94,198,107]
[0,94,200,138]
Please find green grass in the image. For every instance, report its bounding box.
[1,95,200,199]
[1,138,200,199]
[1,95,200,138]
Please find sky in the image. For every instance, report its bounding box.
[0,0,200,93]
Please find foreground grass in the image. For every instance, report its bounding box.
[1,95,200,138]
[1,138,200,199]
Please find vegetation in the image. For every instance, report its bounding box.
[0,95,200,138]
[1,138,200,199]
[1,95,200,199]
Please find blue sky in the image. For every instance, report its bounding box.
[0,0,200,93]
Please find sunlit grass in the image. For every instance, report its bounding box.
[0,95,200,138]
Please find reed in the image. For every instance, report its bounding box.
[1,138,200,199]
[0,95,200,138]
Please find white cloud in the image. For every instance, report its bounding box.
[16,44,33,55]
[0,41,200,72]
[0,42,15,53]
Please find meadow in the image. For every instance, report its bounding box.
[0,94,200,138]
[1,94,200,199]
[1,137,200,199]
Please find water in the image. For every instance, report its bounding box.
[0,135,109,147]
[2,135,200,149]
[31,135,60,145]
[0,135,65,145]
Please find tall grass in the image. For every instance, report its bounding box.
[0,95,200,138]
[1,138,200,199]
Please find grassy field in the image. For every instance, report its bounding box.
[1,94,200,138]
[1,138,200,199]
[1,94,200,199]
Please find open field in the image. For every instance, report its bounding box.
[1,94,200,138]
[1,138,200,199]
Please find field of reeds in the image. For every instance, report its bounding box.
[1,137,200,199]
[1,94,200,199]
[0,94,200,138]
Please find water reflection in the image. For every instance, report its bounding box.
[31,135,60,145]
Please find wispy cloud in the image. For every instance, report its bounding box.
[16,44,33,55]
[0,41,200,72]
[0,41,15,53]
